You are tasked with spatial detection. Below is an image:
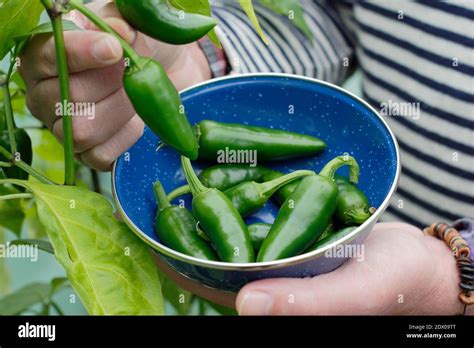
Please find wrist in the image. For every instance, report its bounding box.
[424,225,471,315]
[165,42,211,91]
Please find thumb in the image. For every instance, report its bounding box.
[236,264,381,315]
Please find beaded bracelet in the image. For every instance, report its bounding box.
[424,223,473,315]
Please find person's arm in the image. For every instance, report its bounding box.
[19,0,211,171]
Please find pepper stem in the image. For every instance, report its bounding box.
[68,0,141,66]
[1,74,17,156]
[319,155,359,183]
[180,156,208,196]
[153,181,170,210]
[259,170,315,196]
[167,185,191,202]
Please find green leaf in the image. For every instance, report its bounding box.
[49,277,70,297]
[10,239,54,254]
[3,180,164,315]
[0,0,44,60]
[258,0,313,40]
[10,71,26,92]
[239,0,269,45]
[0,277,69,315]
[170,0,221,48]
[22,199,48,240]
[0,282,50,315]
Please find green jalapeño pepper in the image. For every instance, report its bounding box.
[199,164,271,190]
[123,57,198,159]
[196,222,272,253]
[248,223,271,253]
[264,172,374,227]
[153,181,217,261]
[315,220,335,242]
[307,226,357,252]
[167,169,314,217]
[195,120,326,161]
[335,175,374,226]
[223,169,314,216]
[257,155,360,262]
[116,0,217,45]
[181,156,254,263]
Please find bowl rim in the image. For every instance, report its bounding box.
[112,72,401,271]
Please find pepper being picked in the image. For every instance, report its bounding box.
[180,156,255,263]
[68,2,199,159]
[257,155,360,262]
[123,57,198,159]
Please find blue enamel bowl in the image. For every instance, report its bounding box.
[112,73,400,292]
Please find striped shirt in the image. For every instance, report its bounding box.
[202,0,474,228]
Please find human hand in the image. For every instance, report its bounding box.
[236,222,465,315]
[19,0,211,171]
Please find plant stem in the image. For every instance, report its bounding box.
[0,193,33,201]
[68,0,141,66]
[1,70,17,156]
[0,161,13,167]
[49,13,75,185]
[0,146,57,185]
[50,301,65,316]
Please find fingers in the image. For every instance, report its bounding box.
[236,223,431,315]
[51,87,137,153]
[236,270,379,315]
[20,18,135,82]
[27,63,126,127]
[78,115,144,171]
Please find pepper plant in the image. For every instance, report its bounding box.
[0,0,312,315]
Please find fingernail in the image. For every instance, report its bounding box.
[91,35,121,63]
[237,291,273,316]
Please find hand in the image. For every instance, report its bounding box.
[236,222,465,315]
[19,0,211,171]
